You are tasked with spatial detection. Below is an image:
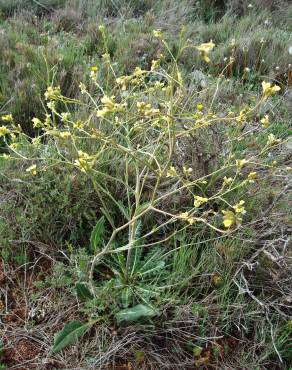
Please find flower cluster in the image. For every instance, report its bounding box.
[195,41,215,63]
[90,66,98,80]
[222,200,246,228]
[116,67,147,91]
[194,196,208,208]
[261,115,269,128]
[96,95,126,118]
[32,114,53,129]
[26,164,37,176]
[267,133,280,146]
[74,150,95,173]
[136,102,160,117]
[45,86,61,101]
[179,212,194,225]
[1,114,13,122]
[0,126,11,137]
[262,81,280,99]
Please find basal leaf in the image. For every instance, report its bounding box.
[90,216,105,253]
[116,304,158,323]
[52,321,91,353]
[75,283,94,301]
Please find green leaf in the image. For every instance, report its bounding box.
[100,207,114,227]
[75,283,93,301]
[52,321,91,353]
[121,286,132,308]
[90,216,105,253]
[117,200,129,219]
[135,202,151,216]
[193,346,203,357]
[116,304,158,323]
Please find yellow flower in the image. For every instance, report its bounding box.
[262,81,280,99]
[59,131,71,139]
[153,29,162,38]
[235,159,247,170]
[137,101,151,111]
[79,82,86,94]
[196,40,215,63]
[101,95,115,108]
[236,110,247,123]
[102,53,110,61]
[1,153,11,160]
[153,81,165,89]
[194,196,208,208]
[166,166,177,178]
[247,171,257,183]
[179,212,194,225]
[1,114,13,122]
[32,137,41,146]
[61,112,70,122]
[136,101,159,117]
[260,115,269,128]
[9,142,19,150]
[74,150,94,173]
[10,133,17,142]
[26,164,37,176]
[223,176,233,186]
[32,117,43,128]
[222,210,242,228]
[73,120,84,129]
[151,59,160,71]
[90,66,98,79]
[116,76,129,91]
[96,107,108,118]
[267,133,280,146]
[133,67,147,77]
[0,126,10,137]
[233,200,246,214]
[197,103,203,111]
[47,101,56,112]
[45,86,61,101]
[96,95,126,117]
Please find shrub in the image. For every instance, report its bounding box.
[0,153,99,262]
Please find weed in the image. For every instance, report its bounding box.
[0,1,291,368]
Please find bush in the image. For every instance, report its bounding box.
[0,0,66,17]
[0,152,99,263]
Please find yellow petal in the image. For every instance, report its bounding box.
[202,52,210,63]
[223,219,233,228]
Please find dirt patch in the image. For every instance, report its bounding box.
[2,338,41,369]
[0,256,59,369]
